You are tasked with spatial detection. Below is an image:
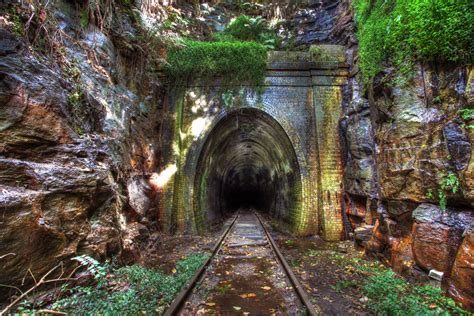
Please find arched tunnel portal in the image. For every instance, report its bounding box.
[160,50,348,240]
[194,109,302,228]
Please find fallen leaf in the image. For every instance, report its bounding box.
[233,306,241,311]
[261,286,271,291]
[239,293,257,298]
[206,302,216,306]
[171,268,177,274]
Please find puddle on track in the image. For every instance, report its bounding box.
[180,212,304,315]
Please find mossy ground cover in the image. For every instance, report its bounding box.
[277,237,468,315]
[354,0,474,84]
[17,253,209,315]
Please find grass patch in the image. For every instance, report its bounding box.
[354,0,474,84]
[164,39,267,90]
[18,253,209,315]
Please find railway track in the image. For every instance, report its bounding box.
[165,211,318,315]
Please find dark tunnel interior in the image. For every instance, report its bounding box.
[194,109,302,228]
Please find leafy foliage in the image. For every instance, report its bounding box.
[354,0,474,84]
[164,39,267,90]
[438,171,460,210]
[459,108,474,129]
[51,253,208,315]
[72,255,107,280]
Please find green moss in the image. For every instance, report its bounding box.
[354,0,474,84]
[164,39,267,90]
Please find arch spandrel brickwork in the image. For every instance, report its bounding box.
[163,47,348,240]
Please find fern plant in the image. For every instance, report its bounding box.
[72,255,108,280]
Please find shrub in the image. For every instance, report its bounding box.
[164,39,267,90]
[354,0,474,84]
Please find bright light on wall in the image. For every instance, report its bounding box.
[150,164,178,189]
[191,117,210,138]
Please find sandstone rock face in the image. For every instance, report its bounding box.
[0,1,164,298]
[448,224,474,310]
[375,66,473,206]
[290,0,355,47]
[411,204,472,273]
[342,98,377,198]
[0,52,122,290]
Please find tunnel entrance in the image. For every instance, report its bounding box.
[194,108,302,229]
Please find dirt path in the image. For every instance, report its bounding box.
[180,212,304,315]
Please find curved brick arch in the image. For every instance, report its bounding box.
[190,106,306,230]
[180,91,315,235]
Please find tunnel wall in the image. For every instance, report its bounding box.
[161,48,348,239]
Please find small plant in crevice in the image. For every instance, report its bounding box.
[425,189,435,200]
[304,249,321,257]
[459,108,474,130]
[438,171,460,210]
[431,95,443,105]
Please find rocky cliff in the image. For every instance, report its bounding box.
[343,44,474,311]
[0,0,167,299]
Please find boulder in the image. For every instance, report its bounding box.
[389,235,414,275]
[354,224,374,246]
[448,224,474,310]
[412,203,472,273]
[127,177,152,217]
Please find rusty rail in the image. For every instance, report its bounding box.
[255,212,320,316]
[164,214,239,316]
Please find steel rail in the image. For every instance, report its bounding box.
[164,214,239,316]
[255,212,320,316]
